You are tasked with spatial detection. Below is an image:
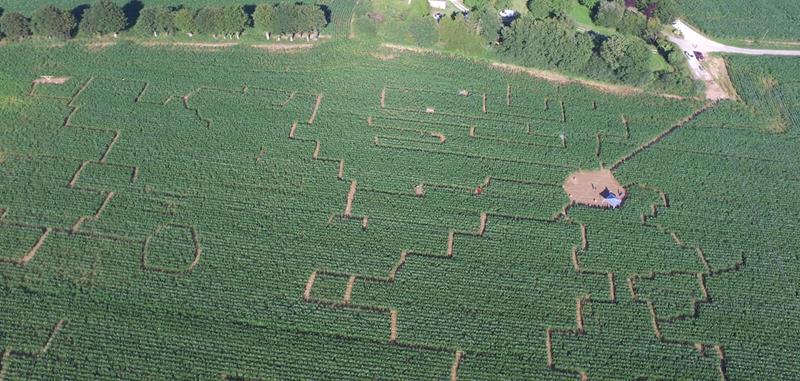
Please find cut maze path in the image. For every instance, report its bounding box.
[0,41,788,380]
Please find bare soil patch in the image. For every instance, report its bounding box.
[703,57,738,101]
[381,43,433,54]
[563,169,626,208]
[252,43,314,52]
[491,62,687,100]
[33,76,71,85]
[389,309,398,343]
[308,93,323,124]
[414,184,425,197]
[491,63,572,85]
[343,180,357,218]
[141,41,239,49]
[86,41,116,51]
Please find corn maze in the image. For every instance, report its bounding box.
[0,41,799,379]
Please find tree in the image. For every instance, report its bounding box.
[499,16,594,71]
[600,35,653,84]
[174,8,196,35]
[594,0,625,27]
[194,7,223,35]
[299,4,326,33]
[253,4,276,36]
[81,0,127,36]
[650,0,679,23]
[272,3,291,36]
[617,8,646,36]
[135,7,175,36]
[0,12,31,40]
[31,5,76,38]
[527,0,570,19]
[219,6,248,38]
[474,6,503,44]
[272,3,324,37]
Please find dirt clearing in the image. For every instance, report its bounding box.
[33,76,71,85]
[703,57,738,100]
[491,63,686,100]
[563,169,626,208]
[86,41,117,51]
[141,41,239,50]
[381,43,434,54]
[252,43,314,52]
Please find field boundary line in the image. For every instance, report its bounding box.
[67,160,140,189]
[70,191,115,233]
[562,182,742,380]
[1,319,66,380]
[450,350,464,381]
[0,227,51,267]
[611,102,717,172]
[308,93,324,124]
[140,224,203,275]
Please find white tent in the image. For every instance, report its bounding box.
[602,197,622,208]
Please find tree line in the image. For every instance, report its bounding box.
[443,0,690,89]
[0,0,327,42]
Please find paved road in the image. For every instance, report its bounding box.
[670,20,800,57]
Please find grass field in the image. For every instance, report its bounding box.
[677,0,800,42]
[0,37,799,379]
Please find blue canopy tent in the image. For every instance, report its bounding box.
[599,187,622,208]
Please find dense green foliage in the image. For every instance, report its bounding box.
[500,16,593,70]
[79,0,127,35]
[134,7,176,37]
[0,11,32,40]
[0,37,798,379]
[270,3,327,35]
[599,34,653,84]
[30,5,77,38]
[497,14,659,86]
[2,2,329,41]
[173,8,196,34]
[193,6,249,37]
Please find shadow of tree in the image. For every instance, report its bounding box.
[122,0,144,29]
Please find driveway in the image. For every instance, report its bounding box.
[667,20,800,100]
[671,20,800,56]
